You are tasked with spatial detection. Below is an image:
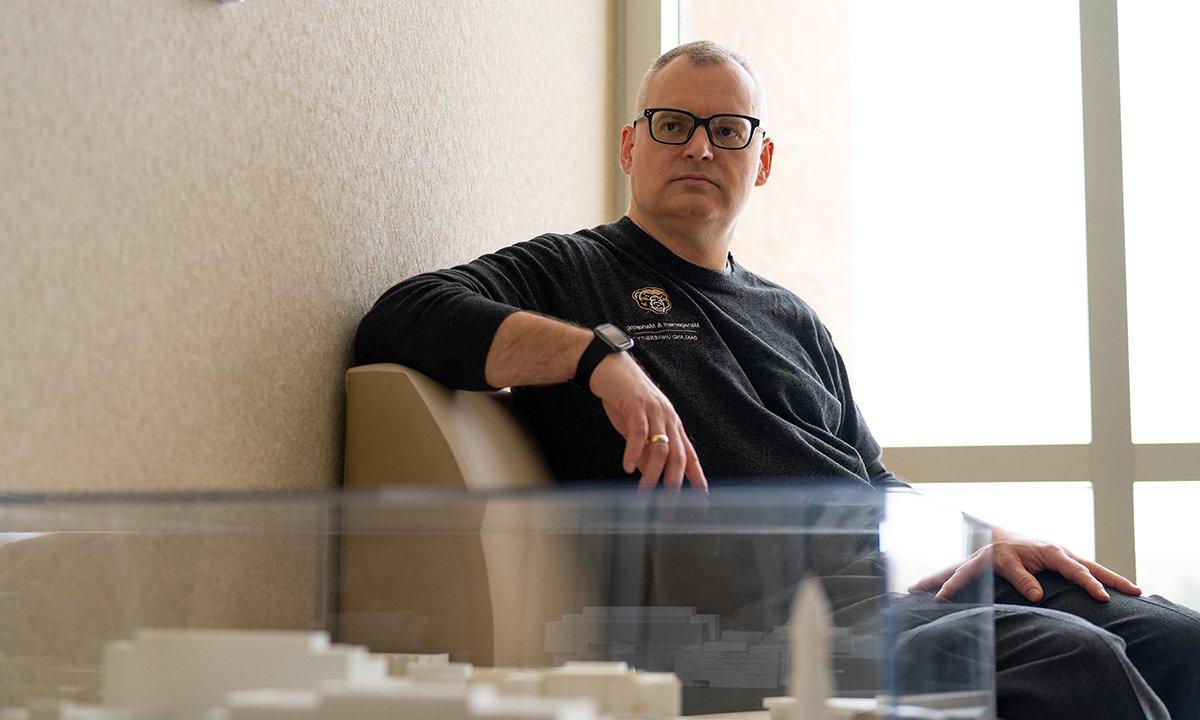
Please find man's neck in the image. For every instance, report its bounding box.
[627,207,734,273]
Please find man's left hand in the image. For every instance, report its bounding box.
[908,525,1142,603]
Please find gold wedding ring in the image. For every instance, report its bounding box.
[646,434,670,445]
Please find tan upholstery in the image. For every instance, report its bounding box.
[339,364,587,666]
[343,363,554,490]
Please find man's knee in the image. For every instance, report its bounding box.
[1133,593,1200,654]
[995,608,1167,720]
[1124,594,1200,716]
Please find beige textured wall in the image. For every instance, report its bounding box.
[0,1,618,491]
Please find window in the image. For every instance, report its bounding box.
[1135,483,1200,607]
[1118,0,1200,444]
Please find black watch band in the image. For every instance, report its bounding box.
[573,323,634,392]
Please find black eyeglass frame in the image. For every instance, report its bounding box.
[633,107,765,150]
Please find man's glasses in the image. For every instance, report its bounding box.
[634,108,763,150]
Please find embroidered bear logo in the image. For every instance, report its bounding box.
[632,287,672,315]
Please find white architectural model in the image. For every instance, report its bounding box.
[391,658,680,718]
[102,629,386,719]
[2,582,986,720]
[27,630,679,720]
[787,576,833,720]
[217,683,600,720]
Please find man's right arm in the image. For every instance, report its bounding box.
[354,242,706,489]
[483,311,706,489]
[482,310,592,389]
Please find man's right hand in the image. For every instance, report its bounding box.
[589,352,708,491]
[483,312,707,490]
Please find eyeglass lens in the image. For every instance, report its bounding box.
[649,110,753,149]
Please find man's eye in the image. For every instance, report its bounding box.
[663,122,680,132]
[716,127,733,136]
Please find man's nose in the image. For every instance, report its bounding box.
[684,124,714,161]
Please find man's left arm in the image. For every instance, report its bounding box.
[826,343,909,491]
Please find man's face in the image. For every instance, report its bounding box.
[620,58,773,225]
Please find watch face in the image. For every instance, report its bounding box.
[597,323,634,350]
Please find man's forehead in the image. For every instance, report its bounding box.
[643,59,760,116]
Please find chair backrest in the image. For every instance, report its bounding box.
[343,363,554,490]
[340,364,584,667]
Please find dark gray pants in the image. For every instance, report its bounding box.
[984,570,1200,720]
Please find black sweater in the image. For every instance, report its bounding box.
[355,216,907,490]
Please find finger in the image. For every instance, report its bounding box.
[679,430,708,491]
[1051,550,1110,601]
[911,547,990,594]
[936,554,988,601]
[666,425,689,491]
[997,558,1046,602]
[908,563,960,594]
[1069,552,1142,596]
[637,427,671,490]
[657,421,684,490]
[622,411,649,474]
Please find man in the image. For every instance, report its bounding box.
[356,41,1200,719]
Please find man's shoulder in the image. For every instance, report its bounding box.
[739,265,819,314]
[504,221,622,264]
[444,220,625,287]
[736,265,838,346]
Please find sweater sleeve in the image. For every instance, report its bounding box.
[354,235,573,391]
[826,340,911,491]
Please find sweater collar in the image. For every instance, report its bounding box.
[611,216,745,291]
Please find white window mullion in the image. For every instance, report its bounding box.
[615,1,680,217]
[883,446,1091,484]
[1135,446,1200,483]
[1080,0,1137,581]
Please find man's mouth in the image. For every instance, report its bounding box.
[674,174,717,186]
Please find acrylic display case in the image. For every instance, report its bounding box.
[0,486,995,719]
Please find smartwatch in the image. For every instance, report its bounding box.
[573,323,635,392]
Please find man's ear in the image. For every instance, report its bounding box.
[619,124,635,176]
[755,135,775,187]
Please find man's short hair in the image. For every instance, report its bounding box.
[634,40,768,122]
